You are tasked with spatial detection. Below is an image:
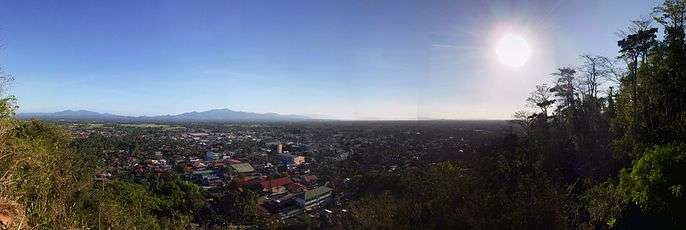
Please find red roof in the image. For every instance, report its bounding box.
[260,177,293,189]
[227,159,241,164]
[302,175,318,183]
[239,177,265,186]
[286,182,306,191]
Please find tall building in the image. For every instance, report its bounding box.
[277,143,283,154]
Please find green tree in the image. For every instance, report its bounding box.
[618,144,686,226]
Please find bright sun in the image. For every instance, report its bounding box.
[495,33,531,68]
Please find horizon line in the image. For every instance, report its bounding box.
[17,108,512,121]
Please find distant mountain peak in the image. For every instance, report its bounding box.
[18,109,311,121]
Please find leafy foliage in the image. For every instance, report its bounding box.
[618,144,686,224]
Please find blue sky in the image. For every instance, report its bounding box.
[0,0,660,119]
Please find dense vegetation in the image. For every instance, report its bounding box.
[342,1,686,229]
[2,0,686,229]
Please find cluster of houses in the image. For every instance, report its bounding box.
[171,146,332,220]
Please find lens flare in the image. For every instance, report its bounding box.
[495,34,531,68]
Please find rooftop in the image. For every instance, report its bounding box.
[260,177,293,189]
[300,186,333,201]
[230,163,255,173]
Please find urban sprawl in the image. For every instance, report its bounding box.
[64,121,508,226]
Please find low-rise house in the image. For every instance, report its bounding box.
[295,175,318,187]
[206,151,221,161]
[239,176,265,186]
[190,169,216,183]
[192,161,207,170]
[226,159,242,164]
[286,182,306,193]
[259,177,293,195]
[203,175,224,187]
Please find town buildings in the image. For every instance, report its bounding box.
[295,186,333,209]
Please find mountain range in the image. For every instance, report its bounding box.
[18,109,311,122]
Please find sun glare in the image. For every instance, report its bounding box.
[495,33,531,68]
